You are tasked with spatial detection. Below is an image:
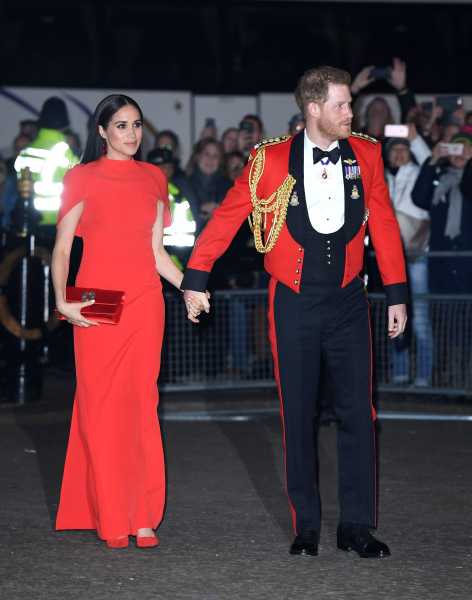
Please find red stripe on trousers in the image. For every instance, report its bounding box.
[367,301,378,528]
[267,277,297,533]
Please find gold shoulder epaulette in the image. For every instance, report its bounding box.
[351,131,378,144]
[254,135,291,151]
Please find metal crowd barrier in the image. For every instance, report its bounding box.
[161,289,472,397]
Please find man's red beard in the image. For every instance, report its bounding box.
[318,119,352,140]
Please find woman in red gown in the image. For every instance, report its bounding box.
[52,95,193,549]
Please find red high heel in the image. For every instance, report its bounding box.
[106,536,129,549]
[136,534,160,549]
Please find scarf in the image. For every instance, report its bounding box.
[432,167,463,240]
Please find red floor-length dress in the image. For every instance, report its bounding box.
[55,156,171,540]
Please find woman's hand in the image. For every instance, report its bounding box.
[56,299,99,327]
[183,290,210,323]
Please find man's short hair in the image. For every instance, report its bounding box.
[295,66,351,113]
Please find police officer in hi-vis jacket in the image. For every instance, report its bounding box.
[182,66,408,559]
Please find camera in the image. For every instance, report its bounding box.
[239,120,255,134]
[370,66,391,80]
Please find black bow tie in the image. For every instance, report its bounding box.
[313,146,341,165]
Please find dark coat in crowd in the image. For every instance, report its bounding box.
[189,167,232,219]
[412,158,472,292]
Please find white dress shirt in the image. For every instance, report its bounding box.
[303,130,345,234]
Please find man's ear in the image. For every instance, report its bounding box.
[306,101,320,119]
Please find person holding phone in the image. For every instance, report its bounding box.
[237,114,264,157]
[186,138,231,231]
[52,94,187,549]
[385,137,433,386]
[412,131,472,293]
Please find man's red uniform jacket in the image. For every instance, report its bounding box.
[182,131,407,306]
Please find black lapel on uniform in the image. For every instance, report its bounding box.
[286,130,306,243]
[339,138,365,242]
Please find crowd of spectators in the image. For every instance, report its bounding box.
[1,59,471,384]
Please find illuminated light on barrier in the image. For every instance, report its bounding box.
[33,196,62,211]
[163,200,196,246]
[163,234,195,247]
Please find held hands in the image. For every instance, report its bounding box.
[388,304,407,339]
[56,299,99,327]
[183,290,211,323]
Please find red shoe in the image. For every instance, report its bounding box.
[136,535,160,549]
[106,536,129,549]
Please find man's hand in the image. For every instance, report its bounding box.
[183,290,210,323]
[388,304,407,338]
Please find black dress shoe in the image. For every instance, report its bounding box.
[289,531,319,557]
[337,525,390,558]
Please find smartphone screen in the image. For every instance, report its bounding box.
[440,143,464,156]
[384,124,409,138]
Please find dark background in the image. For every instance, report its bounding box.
[1,0,471,93]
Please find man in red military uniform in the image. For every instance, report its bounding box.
[182,66,407,558]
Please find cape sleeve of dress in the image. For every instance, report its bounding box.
[57,164,86,236]
[143,163,171,228]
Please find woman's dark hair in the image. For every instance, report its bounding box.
[82,94,144,164]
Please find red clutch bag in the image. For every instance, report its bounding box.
[55,286,125,324]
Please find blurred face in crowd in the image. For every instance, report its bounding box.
[222,128,239,154]
[365,97,391,135]
[449,143,472,170]
[225,153,245,181]
[20,121,38,139]
[388,144,411,169]
[14,134,31,156]
[442,124,460,143]
[196,142,222,176]
[307,83,352,142]
[238,117,263,154]
[156,134,178,156]
[99,105,143,160]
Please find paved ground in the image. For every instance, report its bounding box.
[1,378,472,600]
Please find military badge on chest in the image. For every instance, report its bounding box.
[343,158,362,201]
[289,190,299,207]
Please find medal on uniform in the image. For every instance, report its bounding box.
[344,165,361,180]
[351,184,360,200]
[289,191,299,206]
[320,157,329,180]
